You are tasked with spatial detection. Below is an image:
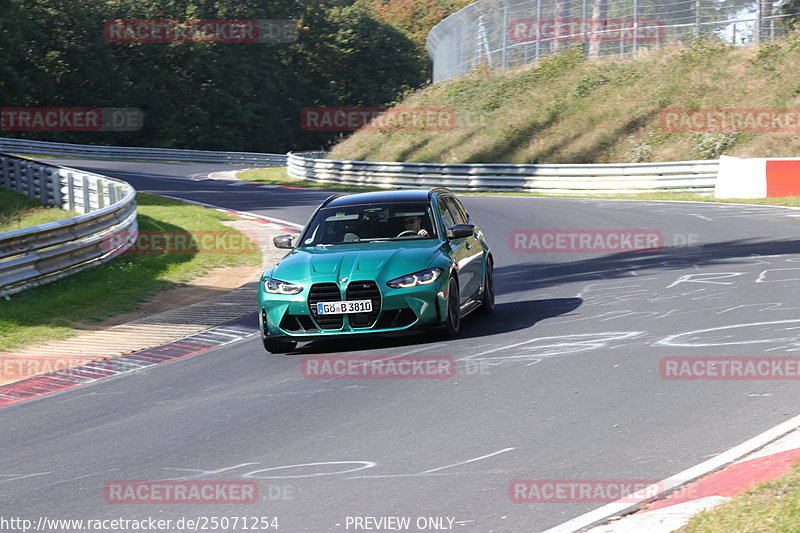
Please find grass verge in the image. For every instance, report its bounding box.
[679,459,800,532]
[0,193,261,351]
[237,167,381,192]
[0,189,78,232]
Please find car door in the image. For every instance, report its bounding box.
[440,196,482,303]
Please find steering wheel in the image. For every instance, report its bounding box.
[396,230,418,237]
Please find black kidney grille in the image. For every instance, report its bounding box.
[308,283,343,329]
[346,281,381,328]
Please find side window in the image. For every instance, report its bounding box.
[442,197,467,225]
[438,198,456,229]
[450,197,470,224]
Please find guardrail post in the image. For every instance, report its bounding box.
[108,182,118,204]
[22,160,34,199]
[97,180,106,209]
[66,171,76,212]
[0,157,9,190]
[50,167,62,207]
[82,175,91,214]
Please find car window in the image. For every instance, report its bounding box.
[299,202,437,246]
[442,196,467,225]
[438,198,456,228]
[450,197,470,223]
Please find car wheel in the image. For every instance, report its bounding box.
[477,257,494,314]
[262,337,297,354]
[441,277,461,338]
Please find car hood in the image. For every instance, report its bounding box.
[267,240,447,283]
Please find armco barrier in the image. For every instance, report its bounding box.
[287,153,719,194]
[0,154,137,296]
[0,137,287,166]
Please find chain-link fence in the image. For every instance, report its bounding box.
[427,0,798,83]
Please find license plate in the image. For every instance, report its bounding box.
[317,300,373,315]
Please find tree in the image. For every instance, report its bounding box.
[1,0,427,151]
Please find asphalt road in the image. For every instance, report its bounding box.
[4,159,800,532]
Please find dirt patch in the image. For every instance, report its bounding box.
[91,264,263,328]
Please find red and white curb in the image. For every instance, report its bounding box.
[543,413,800,533]
[0,317,259,409]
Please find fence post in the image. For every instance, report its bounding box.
[633,0,639,56]
[502,5,509,68]
[695,0,701,39]
[535,0,542,60]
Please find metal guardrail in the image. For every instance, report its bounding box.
[0,155,138,297]
[287,153,719,194]
[0,137,288,166]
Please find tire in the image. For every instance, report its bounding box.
[262,337,297,354]
[441,276,461,338]
[477,256,494,314]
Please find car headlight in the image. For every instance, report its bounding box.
[264,277,303,295]
[387,267,443,289]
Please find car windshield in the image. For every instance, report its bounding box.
[299,202,438,246]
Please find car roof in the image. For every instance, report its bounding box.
[323,188,449,208]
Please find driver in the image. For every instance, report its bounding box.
[402,215,429,237]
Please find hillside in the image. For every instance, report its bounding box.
[329,35,800,164]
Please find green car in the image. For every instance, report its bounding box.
[258,188,494,353]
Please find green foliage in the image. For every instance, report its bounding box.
[536,47,585,80]
[679,38,732,64]
[574,74,610,97]
[691,132,740,159]
[753,42,784,71]
[0,0,427,152]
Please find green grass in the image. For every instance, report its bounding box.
[0,189,78,232]
[679,460,800,532]
[237,166,382,192]
[0,193,261,351]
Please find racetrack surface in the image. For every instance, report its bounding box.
[4,159,800,531]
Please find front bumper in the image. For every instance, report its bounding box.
[259,278,448,339]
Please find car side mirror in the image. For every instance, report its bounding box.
[447,224,475,239]
[273,234,296,249]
